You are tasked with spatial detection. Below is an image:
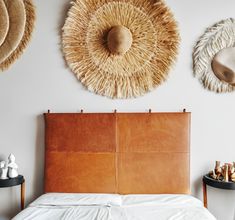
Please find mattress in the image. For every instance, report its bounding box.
[12,193,216,220]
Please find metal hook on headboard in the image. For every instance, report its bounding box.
[149,109,152,113]
[47,109,50,113]
[183,109,186,113]
[114,109,117,113]
[81,109,84,113]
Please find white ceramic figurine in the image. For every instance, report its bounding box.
[7,154,18,178]
[0,161,8,179]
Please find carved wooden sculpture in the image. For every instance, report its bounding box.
[210,161,235,182]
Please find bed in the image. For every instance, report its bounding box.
[13,112,216,220]
[13,193,215,220]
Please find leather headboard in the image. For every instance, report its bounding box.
[44,112,190,194]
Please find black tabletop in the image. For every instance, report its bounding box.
[203,174,235,190]
[0,175,24,188]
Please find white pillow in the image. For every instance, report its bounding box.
[122,194,203,207]
[29,193,122,207]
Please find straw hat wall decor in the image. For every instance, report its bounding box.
[0,0,9,47]
[62,0,180,99]
[193,18,235,93]
[0,0,36,71]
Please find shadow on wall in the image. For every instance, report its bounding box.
[0,216,11,220]
[0,153,6,161]
[58,0,71,68]
[32,115,45,202]
[193,176,203,198]
[58,0,71,32]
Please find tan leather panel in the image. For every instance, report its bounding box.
[44,112,190,194]
[117,113,190,153]
[118,152,190,194]
[44,113,116,152]
[44,152,116,193]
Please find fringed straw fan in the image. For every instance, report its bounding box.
[0,0,36,71]
[62,0,180,99]
[193,18,235,93]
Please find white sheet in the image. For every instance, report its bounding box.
[12,193,216,220]
[121,194,216,220]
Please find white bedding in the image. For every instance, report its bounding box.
[12,193,216,220]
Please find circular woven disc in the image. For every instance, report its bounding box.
[62,0,179,99]
[0,0,9,46]
[193,18,235,93]
[0,0,36,71]
[0,0,26,64]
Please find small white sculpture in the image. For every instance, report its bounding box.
[7,154,18,178]
[0,161,8,179]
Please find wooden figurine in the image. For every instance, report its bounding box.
[210,161,235,182]
[228,163,234,177]
[224,164,229,182]
[230,162,235,181]
[215,161,222,179]
[209,169,217,179]
[231,172,235,182]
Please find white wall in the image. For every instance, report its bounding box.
[0,0,235,219]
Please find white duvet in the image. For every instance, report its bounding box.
[12,193,216,220]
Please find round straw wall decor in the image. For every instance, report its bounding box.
[0,0,9,47]
[193,18,235,93]
[62,0,180,99]
[0,0,36,71]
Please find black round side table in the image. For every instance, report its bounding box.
[203,174,235,208]
[0,175,25,210]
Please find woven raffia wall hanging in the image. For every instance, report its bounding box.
[0,0,36,71]
[193,18,235,93]
[62,0,180,99]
